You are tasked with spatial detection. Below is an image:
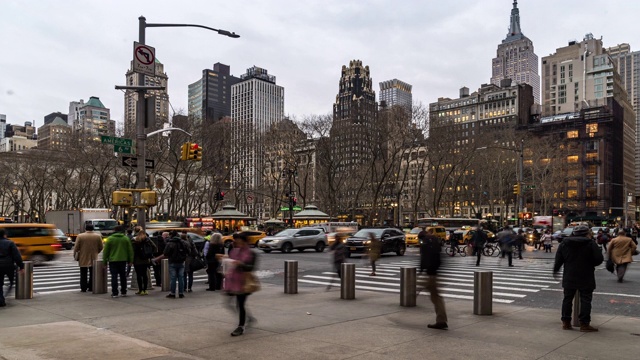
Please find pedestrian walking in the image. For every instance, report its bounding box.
[608,228,637,283]
[540,230,553,253]
[329,233,347,278]
[204,233,225,291]
[472,225,487,267]
[103,225,134,298]
[0,229,24,307]
[596,229,610,253]
[73,224,103,292]
[448,231,460,257]
[367,233,381,276]
[182,232,198,293]
[418,228,448,330]
[131,227,156,295]
[497,228,515,267]
[150,232,168,287]
[218,233,259,336]
[153,230,188,298]
[514,229,525,260]
[553,225,603,332]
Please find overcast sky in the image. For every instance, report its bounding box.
[1,0,639,128]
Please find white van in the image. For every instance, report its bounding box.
[310,222,359,233]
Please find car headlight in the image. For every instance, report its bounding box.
[364,240,371,245]
[271,239,281,244]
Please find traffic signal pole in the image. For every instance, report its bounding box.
[136,16,147,230]
[518,139,524,228]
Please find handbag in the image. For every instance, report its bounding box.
[189,256,206,272]
[243,271,261,293]
[606,259,615,273]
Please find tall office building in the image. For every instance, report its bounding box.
[68,97,116,140]
[490,0,540,104]
[37,116,72,151]
[607,43,640,194]
[124,60,170,137]
[379,79,412,114]
[188,63,241,125]
[330,60,378,172]
[0,114,6,140]
[230,66,284,216]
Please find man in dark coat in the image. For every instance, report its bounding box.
[553,225,603,332]
[472,225,487,267]
[419,228,448,330]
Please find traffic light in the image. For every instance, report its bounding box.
[292,197,297,206]
[180,142,190,161]
[193,143,202,161]
[513,183,520,195]
[214,191,225,201]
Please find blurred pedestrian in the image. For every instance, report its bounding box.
[103,225,134,298]
[472,225,487,267]
[73,224,103,292]
[150,232,168,287]
[419,228,448,330]
[540,230,553,253]
[218,233,259,336]
[608,229,637,283]
[153,230,188,298]
[553,225,603,332]
[329,233,347,278]
[182,232,198,293]
[0,229,24,307]
[367,232,381,276]
[515,229,525,260]
[131,226,156,295]
[205,233,225,291]
[499,229,516,267]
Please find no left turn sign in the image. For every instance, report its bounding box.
[133,41,156,76]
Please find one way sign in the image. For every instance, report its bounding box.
[122,156,154,169]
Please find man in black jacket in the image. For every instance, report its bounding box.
[553,225,603,332]
[419,228,448,330]
[0,229,24,307]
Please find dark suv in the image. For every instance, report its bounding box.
[345,228,406,257]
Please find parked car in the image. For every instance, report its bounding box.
[53,228,73,250]
[257,227,326,253]
[556,227,575,242]
[345,228,406,257]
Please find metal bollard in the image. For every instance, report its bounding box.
[473,270,493,315]
[92,260,108,294]
[340,263,356,300]
[15,261,33,300]
[161,259,170,292]
[400,267,417,307]
[284,260,298,294]
[572,290,581,327]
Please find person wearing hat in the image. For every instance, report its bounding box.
[553,225,603,332]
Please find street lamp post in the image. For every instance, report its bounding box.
[132,16,239,230]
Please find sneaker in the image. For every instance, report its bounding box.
[427,322,448,330]
[166,294,176,299]
[179,294,185,298]
[135,291,143,296]
[370,272,376,276]
[120,293,127,297]
[187,289,193,293]
[231,326,244,336]
[111,294,119,298]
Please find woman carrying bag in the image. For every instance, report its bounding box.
[218,232,260,336]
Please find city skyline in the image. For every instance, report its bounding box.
[1,0,639,126]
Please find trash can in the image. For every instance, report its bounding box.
[473,270,492,315]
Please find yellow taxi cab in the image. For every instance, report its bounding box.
[461,228,496,244]
[221,230,267,248]
[405,226,447,246]
[0,223,60,265]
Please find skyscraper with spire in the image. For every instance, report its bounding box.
[490,0,540,104]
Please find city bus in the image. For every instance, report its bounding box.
[416,217,500,232]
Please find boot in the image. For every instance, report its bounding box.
[580,323,598,332]
[562,321,573,330]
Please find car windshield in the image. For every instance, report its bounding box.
[275,229,298,236]
[51,229,65,237]
[409,227,423,234]
[92,220,117,230]
[353,229,384,237]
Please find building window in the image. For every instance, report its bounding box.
[567,190,578,199]
[567,130,579,139]
[567,155,579,163]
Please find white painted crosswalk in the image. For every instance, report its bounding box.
[299,258,561,304]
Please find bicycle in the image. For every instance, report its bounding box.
[445,244,467,257]
[483,242,501,257]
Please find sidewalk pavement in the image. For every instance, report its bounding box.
[1,281,638,360]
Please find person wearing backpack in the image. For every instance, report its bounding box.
[132,227,156,295]
[153,230,188,298]
[0,229,24,307]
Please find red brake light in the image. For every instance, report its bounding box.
[51,244,62,250]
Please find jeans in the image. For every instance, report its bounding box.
[237,293,249,326]
[109,261,128,296]
[169,262,185,295]
[183,269,194,290]
[79,266,93,292]
[561,288,593,324]
[0,266,15,305]
[134,264,149,292]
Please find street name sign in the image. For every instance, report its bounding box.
[133,42,156,76]
[114,145,132,154]
[122,156,154,169]
[101,135,133,147]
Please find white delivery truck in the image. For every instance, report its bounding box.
[45,208,117,242]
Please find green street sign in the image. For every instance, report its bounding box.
[114,145,132,154]
[101,135,133,147]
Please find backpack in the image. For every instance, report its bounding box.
[169,238,188,263]
[142,240,154,259]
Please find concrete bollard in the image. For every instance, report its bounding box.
[161,259,170,292]
[400,267,417,307]
[15,261,33,300]
[92,260,108,294]
[473,270,493,315]
[572,290,581,327]
[284,260,298,294]
[340,263,356,300]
